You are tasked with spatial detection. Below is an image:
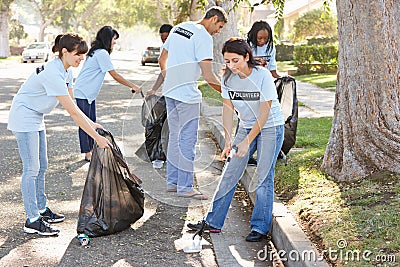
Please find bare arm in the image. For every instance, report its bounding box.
[147,72,164,96]
[199,59,221,93]
[56,95,110,149]
[221,98,235,158]
[108,70,140,93]
[270,70,281,79]
[68,87,74,98]
[158,48,168,78]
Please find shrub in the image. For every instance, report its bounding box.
[293,45,338,74]
[276,44,294,61]
[306,36,338,45]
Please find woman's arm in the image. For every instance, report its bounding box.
[147,72,164,96]
[57,95,110,148]
[68,87,74,98]
[236,100,271,157]
[221,98,235,158]
[108,70,140,93]
[270,70,281,79]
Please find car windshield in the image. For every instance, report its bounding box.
[27,44,47,49]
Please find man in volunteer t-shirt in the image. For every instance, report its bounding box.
[158,6,227,200]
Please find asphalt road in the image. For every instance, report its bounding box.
[0,53,209,266]
[0,52,278,267]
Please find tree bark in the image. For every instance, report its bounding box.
[0,6,10,58]
[321,0,400,181]
[189,0,202,21]
[207,1,238,69]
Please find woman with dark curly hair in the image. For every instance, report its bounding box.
[247,20,281,79]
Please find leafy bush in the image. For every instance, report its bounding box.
[276,44,294,61]
[293,45,338,73]
[306,36,338,45]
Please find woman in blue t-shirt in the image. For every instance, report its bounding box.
[74,26,141,162]
[188,38,284,242]
[247,20,281,79]
[7,33,110,236]
[247,20,282,165]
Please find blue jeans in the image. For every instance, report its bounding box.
[205,125,284,235]
[165,97,200,194]
[76,98,96,153]
[14,131,48,221]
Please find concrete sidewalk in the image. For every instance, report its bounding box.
[201,80,335,267]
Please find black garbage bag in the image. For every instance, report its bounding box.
[135,94,168,162]
[275,76,298,155]
[77,129,144,237]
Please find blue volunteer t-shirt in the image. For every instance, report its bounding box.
[66,68,73,89]
[162,21,213,104]
[74,49,114,104]
[7,58,70,132]
[250,42,277,71]
[221,67,284,129]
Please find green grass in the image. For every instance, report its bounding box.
[0,56,20,62]
[277,61,338,91]
[275,117,400,266]
[277,60,296,72]
[293,73,337,91]
[199,81,222,106]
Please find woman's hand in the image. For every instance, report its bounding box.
[146,89,156,96]
[95,135,111,149]
[254,57,267,67]
[221,139,233,159]
[234,140,249,158]
[131,85,141,94]
[93,122,104,130]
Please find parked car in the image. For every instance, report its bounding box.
[141,47,160,66]
[22,42,52,63]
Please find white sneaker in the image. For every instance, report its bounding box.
[152,160,164,169]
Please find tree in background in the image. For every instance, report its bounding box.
[292,8,337,43]
[8,19,27,46]
[0,0,14,58]
[28,0,71,42]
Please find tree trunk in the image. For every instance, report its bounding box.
[189,0,202,21]
[321,0,400,181]
[207,1,238,68]
[0,6,10,58]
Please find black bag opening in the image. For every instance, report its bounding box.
[135,94,168,162]
[275,76,298,156]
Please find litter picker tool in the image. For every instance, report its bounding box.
[220,145,238,177]
[183,145,237,253]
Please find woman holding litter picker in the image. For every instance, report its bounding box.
[188,38,284,242]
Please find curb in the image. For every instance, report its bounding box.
[201,102,329,267]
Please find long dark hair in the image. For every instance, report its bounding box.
[57,33,88,58]
[222,37,258,85]
[52,34,62,53]
[87,26,119,57]
[247,20,274,54]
